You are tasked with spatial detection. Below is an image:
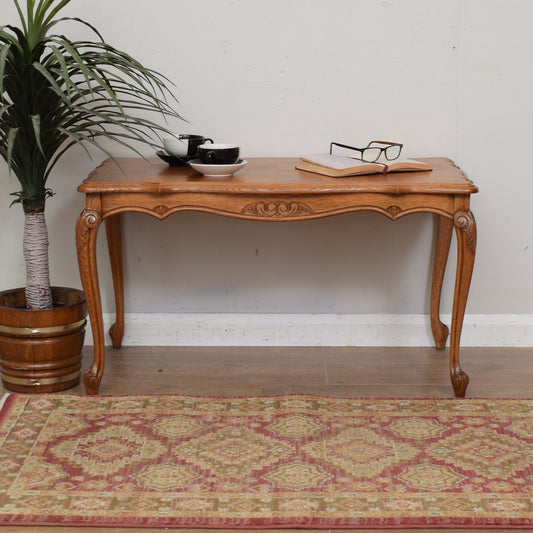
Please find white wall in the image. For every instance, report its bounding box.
[1,1,533,337]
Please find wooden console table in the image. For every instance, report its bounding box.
[76,157,478,396]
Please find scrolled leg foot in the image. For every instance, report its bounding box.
[433,322,449,351]
[451,367,469,398]
[83,365,101,395]
[109,322,124,349]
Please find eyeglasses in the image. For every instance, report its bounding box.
[330,141,403,163]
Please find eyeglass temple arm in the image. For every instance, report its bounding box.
[330,141,361,154]
[366,140,404,148]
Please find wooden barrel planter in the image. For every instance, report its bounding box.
[0,287,87,393]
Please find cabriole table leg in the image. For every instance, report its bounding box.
[449,210,477,397]
[105,214,125,349]
[430,215,453,350]
[76,208,104,395]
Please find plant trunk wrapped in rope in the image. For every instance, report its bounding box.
[0,0,183,309]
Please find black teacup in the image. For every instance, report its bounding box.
[163,134,213,158]
[198,144,240,165]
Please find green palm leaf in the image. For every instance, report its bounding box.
[1,0,183,212]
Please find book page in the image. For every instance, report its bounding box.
[301,154,383,172]
[386,159,432,171]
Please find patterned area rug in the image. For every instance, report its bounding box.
[0,394,532,529]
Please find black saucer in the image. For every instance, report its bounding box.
[156,150,193,167]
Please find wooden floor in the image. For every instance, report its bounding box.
[1,345,532,533]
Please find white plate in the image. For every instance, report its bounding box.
[189,159,247,178]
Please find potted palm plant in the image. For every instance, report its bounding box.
[0,0,182,392]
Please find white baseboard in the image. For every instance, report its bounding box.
[83,313,533,347]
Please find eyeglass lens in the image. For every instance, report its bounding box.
[362,144,401,162]
[361,147,382,162]
[384,144,401,160]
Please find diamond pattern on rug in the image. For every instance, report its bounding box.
[151,414,207,438]
[49,424,168,476]
[302,426,419,478]
[427,426,533,478]
[174,426,294,477]
[262,460,333,489]
[134,463,198,491]
[395,463,466,491]
[266,413,327,437]
[0,394,532,529]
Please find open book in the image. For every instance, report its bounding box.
[296,154,432,178]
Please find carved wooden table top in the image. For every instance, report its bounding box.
[77,157,478,395]
[80,156,476,193]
